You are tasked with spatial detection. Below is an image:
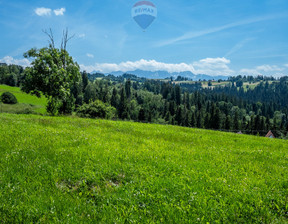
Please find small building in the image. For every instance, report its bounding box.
[265,130,275,138]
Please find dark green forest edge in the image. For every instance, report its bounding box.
[1,62,288,138]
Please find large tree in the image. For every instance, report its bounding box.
[22,30,81,115]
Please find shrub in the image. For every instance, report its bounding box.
[0,92,18,104]
[77,100,116,119]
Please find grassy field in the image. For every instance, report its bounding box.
[201,81,229,89]
[0,113,287,223]
[0,85,47,114]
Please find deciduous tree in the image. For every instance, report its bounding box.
[22,29,81,115]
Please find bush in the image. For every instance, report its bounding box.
[77,100,116,119]
[0,92,18,104]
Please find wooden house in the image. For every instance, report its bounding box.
[265,130,275,138]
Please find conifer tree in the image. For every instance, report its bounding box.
[110,88,118,109]
[175,85,181,105]
[119,88,129,119]
[125,80,132,99]
[225,115,231,130]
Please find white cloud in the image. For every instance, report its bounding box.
[270,73,287,78]
[78,34,86,38]
[80,59,195,74]
[284,64,288,67]
[54,8,65,16]
[0,56,30,67]
[35,7,52,16]
[255,65,283,72]
[35,7,65,16]
[80,57,233,76]
[80,58,288,77]
[86,53,94,58]
[240,64,286,76]
[239,68,261,76]
[192,57,233,76]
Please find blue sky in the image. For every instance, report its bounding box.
[0,0,288,76]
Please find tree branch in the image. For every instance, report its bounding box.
[42,28,55,49]
[61,28,75,51]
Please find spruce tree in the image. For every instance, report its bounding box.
[191,112,196,127]
[125,80,131,99]
[175,85,181,105]
[225,115,231,130]
[111,88,118,108]
[175,106,183,125]
[138,108,146,121]
[234,110,239,130]
[119,88,129,119]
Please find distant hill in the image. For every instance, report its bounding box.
[0,84,47,114]
[92,70,229,81]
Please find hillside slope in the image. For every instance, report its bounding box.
[0,85,47,114]
[0,113,287,223]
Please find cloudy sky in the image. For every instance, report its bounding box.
[0,0,288,76]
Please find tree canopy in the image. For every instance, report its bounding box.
[22,31,81,115]
[0,92,18,104]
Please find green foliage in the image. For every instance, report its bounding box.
[0,113,288,223]
[0,63,24,87]
[0,91,18,104]
[81,71,89,92]
[118,87,129,119]
[236,79,244,87]
[22,46,81,115]
[84,82,97,104]
[125,79,131,99]
[175,85,181,105]
[77,100,116,119]
[110,87,119,108]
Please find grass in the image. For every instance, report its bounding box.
[0,113,287,223]
[171,81,231,89]
[0,84,47,114]
[243,82,260,90]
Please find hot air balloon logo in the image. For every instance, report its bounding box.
[132,1,157,31]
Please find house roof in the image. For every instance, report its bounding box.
[265,130,275,138]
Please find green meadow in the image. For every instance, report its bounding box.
[0,85,47,114]
[0,113,287,223]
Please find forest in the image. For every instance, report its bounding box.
[1,62,288,138]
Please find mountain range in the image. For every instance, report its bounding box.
[94,70,229,81]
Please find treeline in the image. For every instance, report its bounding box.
[210,78,288,111]
[228,75,276,83]
[1,63,288,138]
[0,63,24,86]
[77,75,288,138]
